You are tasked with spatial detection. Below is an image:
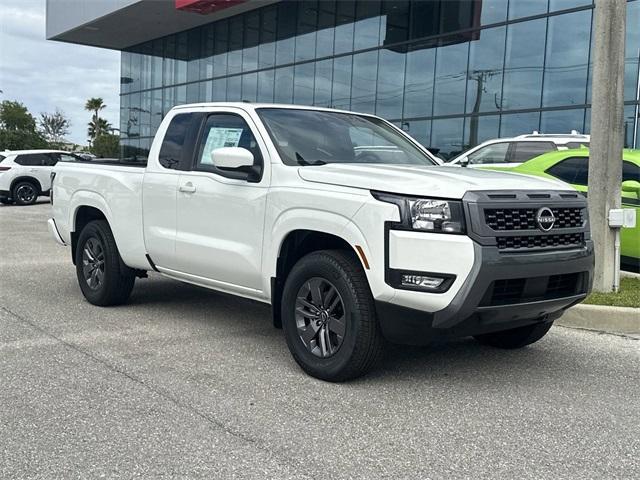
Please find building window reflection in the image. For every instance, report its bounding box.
[119,0,639,160]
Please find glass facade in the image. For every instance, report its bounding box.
[120,0,640,160]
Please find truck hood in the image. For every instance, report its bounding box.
[297,164,569,198]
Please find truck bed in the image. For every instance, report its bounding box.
[51,162,149,270]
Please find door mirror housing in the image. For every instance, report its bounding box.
[621,180,640,194]
[211,147,254,169]
[458,156,469,167]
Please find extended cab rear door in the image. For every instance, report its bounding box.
[173,108,270,294]
[142,111,204,270]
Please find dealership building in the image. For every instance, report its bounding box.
[47,0,640,159]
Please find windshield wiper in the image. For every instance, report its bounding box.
[295,152,327,166]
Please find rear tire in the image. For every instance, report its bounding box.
[473,320,554,349]
[75,220,135,306]
[281,250,383,382]
[12,181,38,205]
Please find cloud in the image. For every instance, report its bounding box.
[0,0,121,145]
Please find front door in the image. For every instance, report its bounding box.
[174,111,269,294]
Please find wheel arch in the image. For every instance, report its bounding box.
[70,205,109,265]
[10,176,42,195]
[270,228,369,329]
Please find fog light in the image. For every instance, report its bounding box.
[401,274,445,289]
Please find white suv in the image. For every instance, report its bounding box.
[0,150,85,205]
[448,132,590,168]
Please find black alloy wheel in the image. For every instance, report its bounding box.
[81,236,105,290]
[295,277,346,358]
[13,182,38,205]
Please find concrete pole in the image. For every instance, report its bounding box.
[589,0,626,293]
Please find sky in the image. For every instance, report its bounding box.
[0,0,120,145]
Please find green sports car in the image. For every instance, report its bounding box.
[481,148,640,272]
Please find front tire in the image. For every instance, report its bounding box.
[12,181,38,205]
[281,250,383,382]
[75,220,135,306]
[473,319,554,349]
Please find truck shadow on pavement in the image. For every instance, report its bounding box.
[123,273,586,385]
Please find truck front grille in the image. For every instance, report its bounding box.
[496,232,584,251]
[484,207,584,231]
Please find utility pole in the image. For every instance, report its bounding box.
[589,0,626,293]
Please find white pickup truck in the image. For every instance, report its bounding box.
[49,103,594,381]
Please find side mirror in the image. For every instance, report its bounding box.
[459,156,469,167]
[211,147,254,169]
[621,180,640,194]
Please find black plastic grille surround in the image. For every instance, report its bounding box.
[496,232,584,251]
[484,207,584,231]
[481,272,587,307]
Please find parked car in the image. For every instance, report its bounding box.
[448,132,590,168]
[478,149,639,272]
[0,150,86,205]
[48,103,594,381]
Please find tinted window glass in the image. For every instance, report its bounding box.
[159,113,193,170]
[502,19,546,110]
[511,141,556,163]
[43,153,59,166]
[623,161,640,183]
[565,142,589,149]
[546,156,588,185]
[14,154,45,166]
[467,142,509,165]
[195,113,263,177]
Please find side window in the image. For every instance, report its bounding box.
[43,153,59,166]
[565,142,589,149]
[467,143,509,165]
[14,154,45,166]
[159,113,194,170]
[623,161,640,183]
[511,141,556,163]
[195,113,263,179]
[59,154,80,162]
[546,156,589,186]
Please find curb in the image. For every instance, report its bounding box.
[558,303,639,335]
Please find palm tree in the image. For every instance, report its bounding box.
[88,118,111,141]
[85,97,106,123]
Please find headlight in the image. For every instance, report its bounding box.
[372,192,465,233]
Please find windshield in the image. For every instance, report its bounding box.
[257,108,437,167]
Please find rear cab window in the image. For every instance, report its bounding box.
[159,113,202,170]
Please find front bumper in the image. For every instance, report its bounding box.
[0,189,10,200]
[376,241,594,344]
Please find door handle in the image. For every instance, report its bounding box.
[179,182,196,194]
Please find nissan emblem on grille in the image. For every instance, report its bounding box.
[536,207,556,231]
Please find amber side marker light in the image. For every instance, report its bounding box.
[354,245,370,270]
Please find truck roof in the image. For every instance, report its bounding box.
[170,102,368,117]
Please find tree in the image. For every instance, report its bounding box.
[40,109,70,144]
[85,97,106,123]
[91,133,119,158]
[87,117,111,140]
[0,100,48,150]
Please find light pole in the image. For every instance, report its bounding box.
[588,0,626,292]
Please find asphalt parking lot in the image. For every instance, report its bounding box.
[1,201,639,479]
